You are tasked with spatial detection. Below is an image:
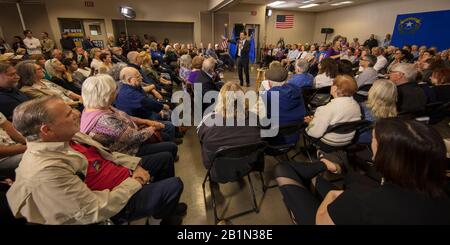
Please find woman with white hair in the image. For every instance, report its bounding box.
[197,82,260,169]
[80,74,178,159]
[358,79,397,143]
[179,54,192,91]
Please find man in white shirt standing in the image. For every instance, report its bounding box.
[22,30,42,55]
[372,47,387,72]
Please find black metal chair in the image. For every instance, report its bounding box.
[264,122,307,162]
[202,142,267,224]
[306,86,332,113]
[353,84,373,103]
[293,120,373,162]
[419,101,450,125]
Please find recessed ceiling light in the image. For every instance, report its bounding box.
[299,3,319,8]
[330,1,353,6]
[267,1,286,7]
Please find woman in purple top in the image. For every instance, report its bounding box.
[187,56,204,83]
[324,41,342,60]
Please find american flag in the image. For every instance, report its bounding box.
[276,15,294,29]
[219,38,228,50]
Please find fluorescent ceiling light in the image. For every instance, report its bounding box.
[267,1,286,7]
[299,3,319,8]
[301,0,315,3]
[331,1,353,6]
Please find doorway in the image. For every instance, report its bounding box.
[233,23,261,63]
[58,18,107,48]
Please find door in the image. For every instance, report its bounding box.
[246,24,260,63]
[83,20,107,49]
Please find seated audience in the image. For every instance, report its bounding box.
[62,58,87,85]
[111,47,128,64]
[305,75,361,149]
[386,49,407,73]
[80,74,177,158]
[197,82,260,169]
[187,56,204,84]
[428,67,450,103]
[276,118,450,225]
[89,48,102,74]
[195,57,222,111]
[259,61,284,92]
[337,59,354,77]
[0,62,30,120]
[0,112,26,178]
[356,54,378,88]
[74,47,89,69]
[7,96,185,225]
[372,47,388,72]
[265,67,306,145]
[16,60,81,107]
[48,58,81,94]
[314,58,338,88]
[389,63,426,114]
[98,52,113,74]
[115,67,176,143]
[359,79,397,143]
[287,59,314,89]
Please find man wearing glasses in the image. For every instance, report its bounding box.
[389,63,426,114]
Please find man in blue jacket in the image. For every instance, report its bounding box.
[265,66,306,145]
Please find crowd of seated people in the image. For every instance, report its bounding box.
[1,30,228,225]
[0,28,449,225]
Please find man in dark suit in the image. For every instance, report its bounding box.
[194,58,222,112]
[229,31,250,87]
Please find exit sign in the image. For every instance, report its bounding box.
[85,1,94,7]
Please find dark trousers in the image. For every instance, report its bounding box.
[111,177,183,223]
[274,161,333,225]
[111,152,183,223]
[237,57,250,86]
[137,142,178,159]
[138,151,175,182]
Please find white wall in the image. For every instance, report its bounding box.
[265,10,316,46]
[218,4,266,46]
[43,0,209,46]
[313,0,450,44]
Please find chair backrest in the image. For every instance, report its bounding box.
[324,120,373,136]
[358,83,372,92]
[424,101,450,124]
[210,142,267,183]
[277,122,307,137]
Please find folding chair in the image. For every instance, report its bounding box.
[202,142,267,224]
[292,120,373,162]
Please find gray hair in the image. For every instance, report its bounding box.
[127,51,140,64]
[365,54,377,67]
[202,57,216,73]
[109,62,128,81]
[295,59,310,73]
[391,63,418,82]
[179,54,192,69]
[47,58,61,78]
[15,60,37,88]
[13,96,61,141]
[82,74,117,109]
